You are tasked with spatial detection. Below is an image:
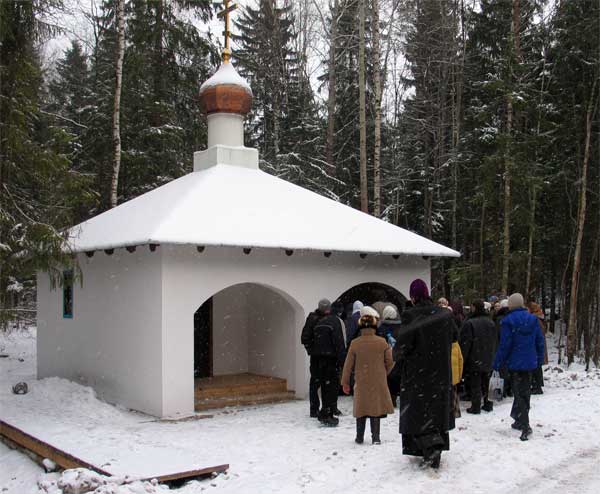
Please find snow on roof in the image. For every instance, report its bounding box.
[199,62,252,94]
[67,164,460,257]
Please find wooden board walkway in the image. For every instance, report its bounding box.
[0,419,228,484]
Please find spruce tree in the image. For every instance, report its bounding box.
[234,1,334,198]
[0,1,87,326]
[88,0,214,209]
[47,40,97,222]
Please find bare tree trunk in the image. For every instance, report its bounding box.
[550,258,556,334]
[480,199,486,295]
[512,0,521,59]
[326,0,338,172]
[502,98,512,295]
[109,0,125,209]
[596,148,600,365]
[502,0,521,295]
[595,242,600,365]
[152,0,165,126]
[526,49,548,299]
[372,0,382,217]
[451,0,466,253]
[273,90,281,170]
[525,185,537,296]
[358,0,368,213]
[568,84,598,364]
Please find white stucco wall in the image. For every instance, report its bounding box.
[211,284,296,381]
[37,248,164,416]
[247,285,297,383]
[160,245,430,417]
[37,243,430,418]
[212,286,250,375]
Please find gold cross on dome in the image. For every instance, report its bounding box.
[217,0,237,63]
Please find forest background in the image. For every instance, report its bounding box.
[0,0,598,364]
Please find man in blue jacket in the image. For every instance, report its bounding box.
[493,293,545,441]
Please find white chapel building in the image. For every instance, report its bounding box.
[36,59,459,418]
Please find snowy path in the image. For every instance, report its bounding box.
[1,329,600,494]
[516,447,600,494]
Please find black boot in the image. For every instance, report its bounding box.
[320,416,339,427]
[355,417,366,444]
[370,417,381,444]
[421,448,441,469]
[318,409,339,427]
[429,449,441,469]
[520,426,532,441]
[482,400,494,412]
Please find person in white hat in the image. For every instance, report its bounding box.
[342,306,394,445]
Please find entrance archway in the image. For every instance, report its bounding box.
[193,282,303,410]
[335,282,407,318]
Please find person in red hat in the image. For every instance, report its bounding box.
[392,279,458,469]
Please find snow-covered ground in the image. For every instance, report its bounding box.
[1,327,600,494]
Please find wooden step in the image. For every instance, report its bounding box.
[195,374,288,399]
[194,390,297,411]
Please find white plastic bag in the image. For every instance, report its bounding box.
[488,371,504,401]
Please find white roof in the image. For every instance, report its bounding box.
[67,164,459,257]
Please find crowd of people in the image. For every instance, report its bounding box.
[300,280,548,470]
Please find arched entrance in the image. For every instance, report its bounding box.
[335,282,407,318]
[193,282,303,410]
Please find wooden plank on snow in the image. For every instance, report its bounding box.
[0,419,229,483]
[146,464,229,483]
[0,419,112,475]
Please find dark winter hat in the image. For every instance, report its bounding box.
[318,298,332,312]
[472,299,485,314]
[409,279,429,302]
[332,301,344,317]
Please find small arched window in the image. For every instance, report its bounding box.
[62,270,74,319]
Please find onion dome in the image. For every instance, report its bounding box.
[199,62,253,115]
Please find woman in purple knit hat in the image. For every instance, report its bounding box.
[391,279,458,469]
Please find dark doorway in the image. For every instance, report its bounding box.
[194,298,213,378]
[336,282,407,318]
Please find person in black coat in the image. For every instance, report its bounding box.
[393,279,456,470]
[303,300,346,426]
[460,299,498,414]
[301,299,331,418]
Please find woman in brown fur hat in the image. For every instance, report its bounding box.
[342,306,395,444]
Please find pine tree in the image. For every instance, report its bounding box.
[396,0,456,240]
[87,0,214,209]
[234,1,296,165]
[547,0,600,364]
[323,0,375,208]
[47,41,97,222]
[453,0,546,296]
[0,1,87,327]
[234,1,334,198]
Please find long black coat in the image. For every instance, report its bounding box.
[459,314,498,373]
[392,301,456,435]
